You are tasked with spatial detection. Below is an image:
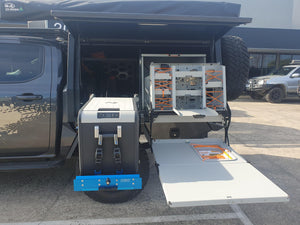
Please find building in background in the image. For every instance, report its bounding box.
[215,0,300,77]
[230,27,300,77]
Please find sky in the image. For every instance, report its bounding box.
[203,0,300,29]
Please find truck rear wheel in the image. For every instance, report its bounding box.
[221,36,249,101]
[84,148,149,203]
[265,87,284,103]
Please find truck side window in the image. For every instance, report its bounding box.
[0,44,44,83]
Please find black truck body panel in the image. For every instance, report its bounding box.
[0,39,51,157]
[0,29,76,162]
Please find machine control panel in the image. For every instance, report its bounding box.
[97,112,120,119]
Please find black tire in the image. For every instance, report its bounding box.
[250,92,264,100]
[265,87,284,103]
[84,148,149,203]
[221,36,249,101]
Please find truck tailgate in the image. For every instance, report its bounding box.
[152,138,289,207]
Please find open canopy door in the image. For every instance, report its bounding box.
[0,1,251,45]
[152,138,288,207]
[51,12,250,43]
[0,1,251,44]
[49,1,250,42]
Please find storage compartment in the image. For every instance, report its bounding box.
[79,48,222,142]
[176,95,202,109]
[141,54,226,140]
[150,122,210,139]
[80,46,211,104]
[190,143,236,161]
[205,64,227,111]
[143,56,226,114]
[144,57,206,112]
[80,46,140,101]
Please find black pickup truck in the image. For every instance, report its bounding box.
[0,0,289,207]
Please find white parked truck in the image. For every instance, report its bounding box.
[247,60,300,103]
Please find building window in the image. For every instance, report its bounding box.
[279,54,292,67]
[249,53,300,78]
[292,55,300,60]
[249,53,263,77]
[262,54,276,75]
[0,44,44,83]
[249,53,276,77]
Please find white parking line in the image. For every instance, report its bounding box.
[0,213,239,225]
[231,204,254,225]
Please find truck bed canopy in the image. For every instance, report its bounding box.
[0,0,251,42]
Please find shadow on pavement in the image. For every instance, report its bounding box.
[229,121,300,147]
[230,109,253,118]
[232,95,300,104]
